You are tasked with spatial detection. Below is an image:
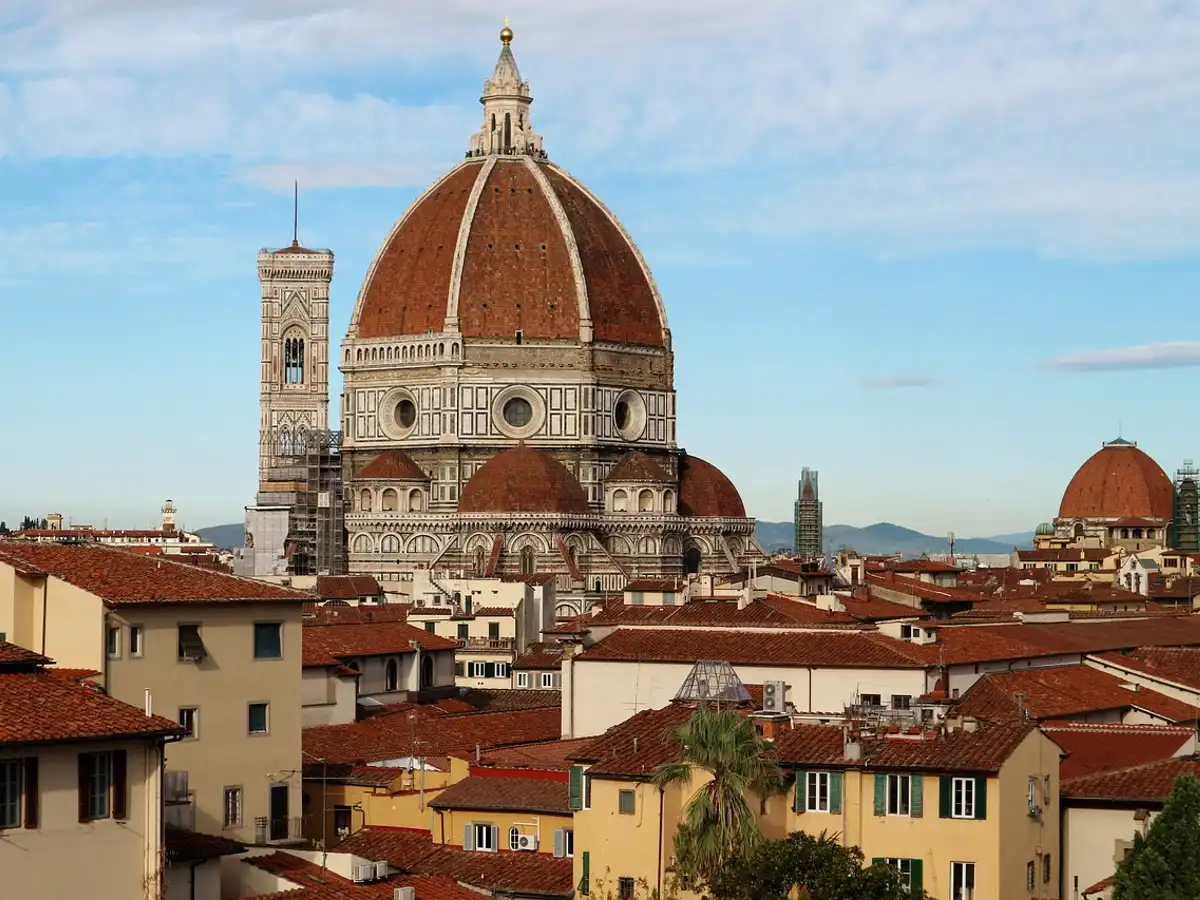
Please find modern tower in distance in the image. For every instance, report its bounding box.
[794,468,823,558]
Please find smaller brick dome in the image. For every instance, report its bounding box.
[678,454,746,518]
[356,449,428,481]
[606,451,673,483]
[1058,439,1174,521]
[459,443,589,515]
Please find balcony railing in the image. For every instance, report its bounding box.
[457,637,514,651]
[255,816,305,845]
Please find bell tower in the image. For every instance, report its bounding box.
[256,191,334,486]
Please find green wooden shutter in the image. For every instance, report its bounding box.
[830,772,843,815]
[484,662,496,678]
[909,859,923,895]
[580,851,591,895]
[568,766,583,810]
[939,775,953,818]
[975,776,988,820]
[910,775,923,818]
[873,774,886,816]
[793,772,807,813]
[871,857,884,867]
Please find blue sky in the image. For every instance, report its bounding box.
[2,1,1199,536]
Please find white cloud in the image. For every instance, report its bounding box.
[860,375,937,389]
[1043,342,1200,372]
[1,1,1199,256]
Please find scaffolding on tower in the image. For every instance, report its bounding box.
[1172,459,1199,553]
[259,428,347,576]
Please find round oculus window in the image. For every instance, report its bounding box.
[503,397,533,428]
[395,398,417,430]
[614,400,630,430]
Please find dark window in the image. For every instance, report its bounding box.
[248,703,269,735]
[891,694,911,710]
[106,625,120,658]
[520,546,536,574]
[178,624,206,661]
[503,397,533,428]
[457,623,469,640]
[618,877,635,900]
[224,787,242,828]
[395,399,416,430]
[0,760,21,828]
[129,626,143,657]
[424,621,436,634]
[333,805,352,836]
[1042,854,1051,883]
[454,661,465,677]
[284,336,305,385]
[488,622,500,640]
[254,623,282,659]
[618,790,635,815]
[79,751,120,822]
[178,707,198,739]
[385,658,399,692]
[861,694,882,708]
[683,547,702,574]
[615,400,629,430]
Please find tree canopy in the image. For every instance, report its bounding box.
[708,831,922,900]
[1113,773,1200,900]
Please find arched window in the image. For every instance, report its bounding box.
[612,490,628,513]
[353,534,373,554]
[452,343,460,358]
[284,334,305,384]
[1121,528,1130,539]
[1133,528,1143,539]
[409,490,424,512]
[381,489,398,512]
[663,490,675,513]
[359,489,373,512]
[638,489,655,512]
[278,428,293,457]
[453,591,462,607]
[380,534,400,554]
[504,113,512,153]
[594,579,602,592]
[638,536,656,555]
[509,827,521,851]
[684,547,702,574]
[385,658,398,692]
[1073,523,1085,539]
[474,547,486,576]
[421,655,434,689]
[520,546,536,575]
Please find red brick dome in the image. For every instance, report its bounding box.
[350,157,668,348]
[459,443,589,515]
[678,454,746,518]
[606,451,673,483]
[1058,439,1174,521]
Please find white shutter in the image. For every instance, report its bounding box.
[553,829,565,858]
[491,825,499,851]
[463,823,475,851]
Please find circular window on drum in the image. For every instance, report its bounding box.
[379,388,419,439]
[503,397,533,428]
[395,398,416,430]
[613,390,647,441]
[492,386,545,439]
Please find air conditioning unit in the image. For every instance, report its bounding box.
[395,888,416,900]
[516,834,539,851]
[336,827,350,839]
[762,680,787,714]
[352,863,377,884]
[374,860,389,880]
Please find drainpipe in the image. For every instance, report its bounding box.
[189,861,201,900]
[657,784,665,899]
[39,578,48,655]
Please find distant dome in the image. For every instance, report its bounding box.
[678,455,746,518]
[459,443,589,515]
[1035,522,1055,536]
[1058,439,1174,521]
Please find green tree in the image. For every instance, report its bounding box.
[708,831,921,900]
[1113,773,1200,900]
[651,703,784,889]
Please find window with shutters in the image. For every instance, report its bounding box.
[178,624,206,661]
[494,662,509,678]
[178,707,199,740]
[618,789,635,815]
[951,777,975,818]
[488,622,500,640]
[1026,861,1035,890]
[473,822,496,852]
[887,774,911,816]
[806,772,830,812]
[881,859,916,893]
[223,787,243,828]
[562,828,574,857]
[82,752,114,820]
[618,877,635,900]
[0,759,21,829]
[950,861,975,900]
[1042,854,1051,884]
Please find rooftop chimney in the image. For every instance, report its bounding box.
[144,688,153,717]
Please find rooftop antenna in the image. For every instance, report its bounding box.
[292,181,299,247]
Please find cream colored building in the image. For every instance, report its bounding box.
[0,543,308,847]
[0,640,184,899]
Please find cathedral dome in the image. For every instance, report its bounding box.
[606,451,673,483]
[678,454,746,518]
[1058,438,1174,521]
[459,443,589,515]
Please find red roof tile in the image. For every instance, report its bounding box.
[0,543,307,606]
[312,764,409,786]
[887,559,962,574]
[1082,875,1114,898]
[453,689,562,714]
[429,775,569,814]
[307,604,409,625]
[606,451,674,483]
[166,827,246,862]
[932,617,1200,665]
[0,642,50,667]
[316,575,385,600]
[512,643,564,670]
[304,620,457,668]
[1043,723,1195,780]
[0,672,184,744]
[241,850,481,900]
[459,444,589,515]
[356,450,428,481]
[1092,646,1200,690]
[44,667,101,683]
[623,578,684,592]
[1015,548,1114,562]
[569,703,700,776]
[867,571,982,605]
[580,595,857,629]
[575,628,929,668]
[477,738,597,771]
[835,594,927,622]
[954,666,1200,724]
[1061,755,1200,802]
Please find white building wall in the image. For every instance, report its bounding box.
[166,858,223,900]
[1085,656,1200,706]
[1062,806,1149,900]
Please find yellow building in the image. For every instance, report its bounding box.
[430,770,573,855]
[0,542,309,846]
[0,640,184,898]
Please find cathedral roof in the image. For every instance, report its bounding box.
[356,449,428,481]
[605,451,674,483]
[458,443,589,515]
[677,454,747,519]
[1058,438,1174,521]
[347,30,668,350]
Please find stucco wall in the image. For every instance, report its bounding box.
[166,857,223,900]
[0,566,106,672]
[302,668,358,727]
[1063,807,1149,900]
[435,804,573,855]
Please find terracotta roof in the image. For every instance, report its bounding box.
[0,543,307,606]
[606,451,674,483]
[429,774,569,814]
[304,620,457,668]
[1092,646,1200,690]
[575,627,929,668]
[353,157,665,350]
[242,851,481,900]
[677,454,746,518]
[887,559,961,574]
[316,575,385,600]
[44,667,101,683]
[1058,440,1174,520]
[954,665,1200,724]
[578,595,859,630]
[458,444,589,515]
[932,617,1200,665]
[1043,723,1195,780]
[303,706,561,765]
[1149,575,1200,600]
[624,578,684,592]
[835,595,927,622]
[0,672,184,744]
[471,606,515,617]
[477,738,597,771]
[454,689,562,713]
[1061,755,1200,802]
[311,764,408,787]
[336,827,576,897]
[774,721,1035,774]
[1082,875,1114,898]
[1015,548,1115,563]
[512,643,564,670]
[356,450,428,481]
[166,827,246,862]
[307,604,409,625]
[569,703,704,776]
[0,642,50,667]
[866,571,982,604]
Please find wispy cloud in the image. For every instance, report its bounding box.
[860,375,937,390]
[1043,341,1200,372]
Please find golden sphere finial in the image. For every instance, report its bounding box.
[500,17,513,44]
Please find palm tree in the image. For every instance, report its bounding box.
[652,703,784,889]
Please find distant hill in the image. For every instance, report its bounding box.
[754,521,1033,556]
[196,523,244,549]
